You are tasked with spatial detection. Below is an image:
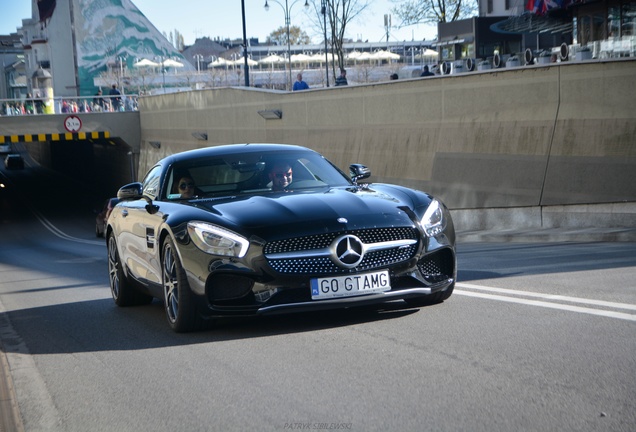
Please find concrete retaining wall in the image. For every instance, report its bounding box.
[138,59,636,222]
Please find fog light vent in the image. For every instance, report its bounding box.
[207,274,254,301]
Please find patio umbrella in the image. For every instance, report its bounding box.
[260,54,285,64]
[371,50,400,60]
[133,58,159,67]
[209,58,230,68]
[162,59,184,68]
[290,53,312,63]
[231,56,258,66]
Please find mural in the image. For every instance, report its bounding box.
[73,0,193,94]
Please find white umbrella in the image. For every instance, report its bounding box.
[346,51,361,60]
[209,58,230,68]
[309,53,325,62]
[290,53,312,63]
[133,58,159,67]
[260,54,285,64]
[162,59,184,68]
[231,56,258,66]
[371,50,400,60]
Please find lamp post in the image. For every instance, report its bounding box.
[117,54,127,94]
[155,55,166,92]
[321,0,329,87]
[194,54,203,72]
[241,0,250,87]
[264,0,309,91]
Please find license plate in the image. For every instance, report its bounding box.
[310,270,391,300]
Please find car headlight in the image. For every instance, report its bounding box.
[420,199,447,237]
[187,222,249,258]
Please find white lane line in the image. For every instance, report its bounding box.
[455,284,636,322]
[32,210,104,246]
[457,282,636,311]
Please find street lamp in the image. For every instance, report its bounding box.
[194,54,204,72]
[264,0,309,91]
[321,0,329,87]
[117,54,127,94]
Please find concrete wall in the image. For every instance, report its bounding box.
[138,59,636,217]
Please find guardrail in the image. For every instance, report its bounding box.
[1,94,139,116]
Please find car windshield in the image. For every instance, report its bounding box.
[164,149,352,200]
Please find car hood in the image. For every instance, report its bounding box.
[188,185,431,240]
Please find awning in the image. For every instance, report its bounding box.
[431,37,474,47]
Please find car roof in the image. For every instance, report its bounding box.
[155,143,312,167]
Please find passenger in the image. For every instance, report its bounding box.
[268,162,293,191]
[177,176,196,198]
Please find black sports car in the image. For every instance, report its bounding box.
[107,144,456,332]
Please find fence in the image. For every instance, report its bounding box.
[0,94,139,116]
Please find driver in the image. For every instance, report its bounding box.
[268,162,293,191]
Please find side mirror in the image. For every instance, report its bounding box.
[117,182,143,200]
[349,164,371,184]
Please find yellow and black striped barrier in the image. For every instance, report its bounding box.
[0,131,110,143]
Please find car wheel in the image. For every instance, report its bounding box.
[405,282,455,307]
[108,234,152,306]
[162,237,199,332]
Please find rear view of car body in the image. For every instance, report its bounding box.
[4,154,24,169]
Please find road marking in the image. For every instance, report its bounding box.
[455,283,636,322]
[33,210,104,246]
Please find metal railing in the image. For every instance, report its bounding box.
[0,94,139,116]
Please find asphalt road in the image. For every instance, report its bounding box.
[1,159,635,432]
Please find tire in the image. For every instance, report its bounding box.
[405,282,455,307]
[162,237,200,332]
[108,234,152,306]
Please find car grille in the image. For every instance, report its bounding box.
[265,227,419,275]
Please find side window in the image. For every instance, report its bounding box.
[142,165,162,200]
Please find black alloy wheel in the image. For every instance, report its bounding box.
[162,237,199,332]
[108,234,152,306]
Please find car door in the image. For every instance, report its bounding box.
[116,166,165,286]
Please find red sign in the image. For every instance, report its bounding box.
[64,115,82,132]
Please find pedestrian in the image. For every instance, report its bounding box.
[109,84,122,111]
[93,88,106,111]
[420,65,434,77]
[293,73,309,91]
[335,68,348,86]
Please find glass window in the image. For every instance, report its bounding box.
[623,2,636,36]
[580,15,592,44]
[609,6,621,38]
[142,165,162,199]
[592,13,606,41]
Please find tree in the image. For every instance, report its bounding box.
[390,0,478,27]
[307,0,371,77]
[266,26,312,46]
